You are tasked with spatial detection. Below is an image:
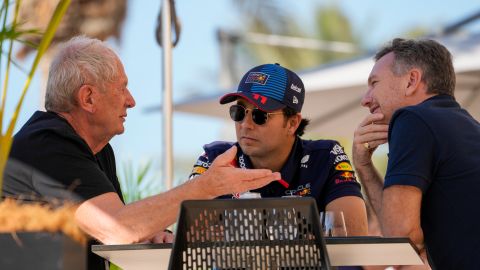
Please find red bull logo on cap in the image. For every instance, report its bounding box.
[245,72,269,85]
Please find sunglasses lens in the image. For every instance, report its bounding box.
[252,109,268,125]
[229,105,245,122]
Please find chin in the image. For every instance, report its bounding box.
[240,146,261,157]
[116,126,125,135]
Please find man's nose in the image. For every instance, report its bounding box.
[361,89,372,107]
[239,110,254,129]
[126,88,136,108]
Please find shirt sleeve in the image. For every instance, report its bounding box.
[189,152,212,179]
[385,110,434,192]
[5,140,117,203]
[322,142,363,207]
[34,140,117,202]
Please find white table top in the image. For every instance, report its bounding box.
[93,237,423,270]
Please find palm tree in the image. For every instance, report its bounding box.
[223,0,363,87]
[15,0,128,107]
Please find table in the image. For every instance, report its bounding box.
[92,237,423,269]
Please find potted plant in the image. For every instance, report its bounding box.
[0,1,89,269]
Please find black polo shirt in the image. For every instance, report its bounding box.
[2,110,123,270]
[190,137,363,211]
[385,95,480,269]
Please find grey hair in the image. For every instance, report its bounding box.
[45,36,120,112]
[374,38,455,96]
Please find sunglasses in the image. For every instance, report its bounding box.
[229,104,284,125]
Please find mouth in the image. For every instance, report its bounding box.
[240,136,258,142]
[369,105,380,114]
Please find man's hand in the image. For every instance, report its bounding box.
[198,145,280,197]
[352,113,389,168]
[150,230,174,243]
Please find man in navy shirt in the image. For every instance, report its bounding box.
[353,38,480,269]
[190,63,368,236]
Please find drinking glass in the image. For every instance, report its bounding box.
[320,211,347,237]
[266,208,298,240]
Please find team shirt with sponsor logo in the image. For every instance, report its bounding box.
[189,138,363,211]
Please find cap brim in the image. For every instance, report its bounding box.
[219,92,285,112]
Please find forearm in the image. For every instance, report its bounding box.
[380,186,425,252]
[326,196,368,236]
[114,177,214,240]
[355,163,384,219]
[76,176,215,244]
[76,146,279,244]
[77,163,279,244]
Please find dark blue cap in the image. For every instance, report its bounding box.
[219,63,305,112]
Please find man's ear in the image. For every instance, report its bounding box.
[405,68,423,96]
[76,84,96,113]
[288,113,302,135]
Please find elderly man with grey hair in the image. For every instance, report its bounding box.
[2,36,279,269]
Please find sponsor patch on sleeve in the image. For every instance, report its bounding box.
[334,171,358,184]
[189,153,211,179]
[335,162,353,171]
[192,166,207,175]
[331,144,351,164]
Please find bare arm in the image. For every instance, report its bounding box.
[353,114,428,268]
[352,113,388,218]
[75,146,280,244]
[382,186,424,250]
[326,196,368,236]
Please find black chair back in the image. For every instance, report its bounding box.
[168,197,331,269]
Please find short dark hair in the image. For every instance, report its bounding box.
[283,107,310,137]
[375,38,456,96]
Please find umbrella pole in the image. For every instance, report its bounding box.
[161,0,173,190]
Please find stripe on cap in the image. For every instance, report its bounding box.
[251,65,286,101]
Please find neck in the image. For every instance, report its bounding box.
[249,136,296,172]
[56,111,110,154]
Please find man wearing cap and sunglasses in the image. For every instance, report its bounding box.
[190,63,368,236]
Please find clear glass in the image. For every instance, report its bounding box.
[320,211,347,237]
[238,191,262,199]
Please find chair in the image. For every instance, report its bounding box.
[168,197,331,269]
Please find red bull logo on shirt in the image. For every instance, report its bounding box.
[335,171,357,184]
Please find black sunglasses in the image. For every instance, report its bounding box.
[229,104,283,125]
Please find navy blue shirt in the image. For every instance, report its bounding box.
[190,137,363,211]
[3,111,122,203]
[3,111,123,270]
[385,95,480,269]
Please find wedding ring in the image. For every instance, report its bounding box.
[363,142,370,150]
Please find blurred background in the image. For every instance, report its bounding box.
[4,0,480,198]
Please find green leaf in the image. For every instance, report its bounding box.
[0,0,71,198]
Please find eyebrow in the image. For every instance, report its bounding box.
[236,100,248,106]
[237,101,258,110]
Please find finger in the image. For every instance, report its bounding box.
[232,168,278,181]
[364,123,389,133]
[165,233,174,243]
[237,173,280,191]
[212,145,237,166]
[359,113,385,127]
[364,139,388,150]
[354,129,388,145]
[355,119,388,138]
[357,131,388,144]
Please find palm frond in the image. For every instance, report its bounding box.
[0,0,71,198]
